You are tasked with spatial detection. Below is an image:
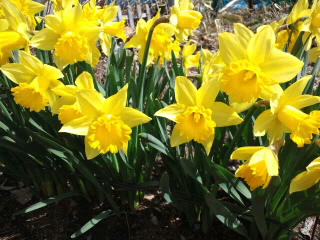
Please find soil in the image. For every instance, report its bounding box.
[0,175,245,240]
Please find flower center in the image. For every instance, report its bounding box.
[12,83,48,112]
[87,114,132,154]
[221,60,262,102]
[278,106,320,147]
[236,161,269,191]
[175,106,215,144]
[54,32,89,64]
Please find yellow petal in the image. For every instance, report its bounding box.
[290,95,320,110]
[211,102,243,127]
[31,28,59,50]
[175,76,197,106]
[254,109,277,136]
[307,157,320,171]
[218,32,246,64]
[170,125,188,147]
[154,104,186,122]
[196,76,221,108]
[1,63,34,84]
[259,48,304,83]
[75,71,94,90]
[230,98,256,113]
[260,84,283,100]
[231,146,265,161]
[234,23,254,48]
[76,90,104,116]
[290,169,320,193]
[59,115,94,135]
[202,134,215,155]
[85,136,100,160]
[19,51,43,73]
[247,25,275,65]
[119,107,152,128]
[103,84,128,115]
[280,75,312,104]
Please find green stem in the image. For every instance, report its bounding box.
[137,28,155,111]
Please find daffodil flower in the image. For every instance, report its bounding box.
[1,51,64,112]
[1,0,45,28]
[170,0,202,42]
[254,75,320,147]
[274,0,311,51]
[218,25,303,106]
[290,157,320,193]
[51,71,97,124]
[59,84,151,159]
[31,3,101,69]
[125,12,176,65]
[155,76,243,154]
[231,146,279,191]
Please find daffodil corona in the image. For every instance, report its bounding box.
[155,76,243,154]
[59,84,151,159]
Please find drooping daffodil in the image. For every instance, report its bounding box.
[231,146,279,191]
[170,0,202,42]
[254,75,320,147]
[155,76,243,154]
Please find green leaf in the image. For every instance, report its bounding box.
[252,190,268,239]
[160,172,172,203]
[205,193,248,238]
[71,210,114,238]
[212,163,251,200]
[139,133,174,159]
[13,192,79,217]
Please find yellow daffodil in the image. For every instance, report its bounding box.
[182,41,200,72]
[1,51,64,112]
[302,0,320,46]
[155,76,243,154]
[51,72,96,124]
[290,157,320,193]
[31,3,101,69]
[170,0,202,42]
[218,24,303,106]
[59,84,151,159]
[99,4,127,56]
[231,146,279,191]
[274,0,311,51]
[0,0,31,64]
[0,0,45,28]
[254,75,320,147]
[125,12,176,65]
